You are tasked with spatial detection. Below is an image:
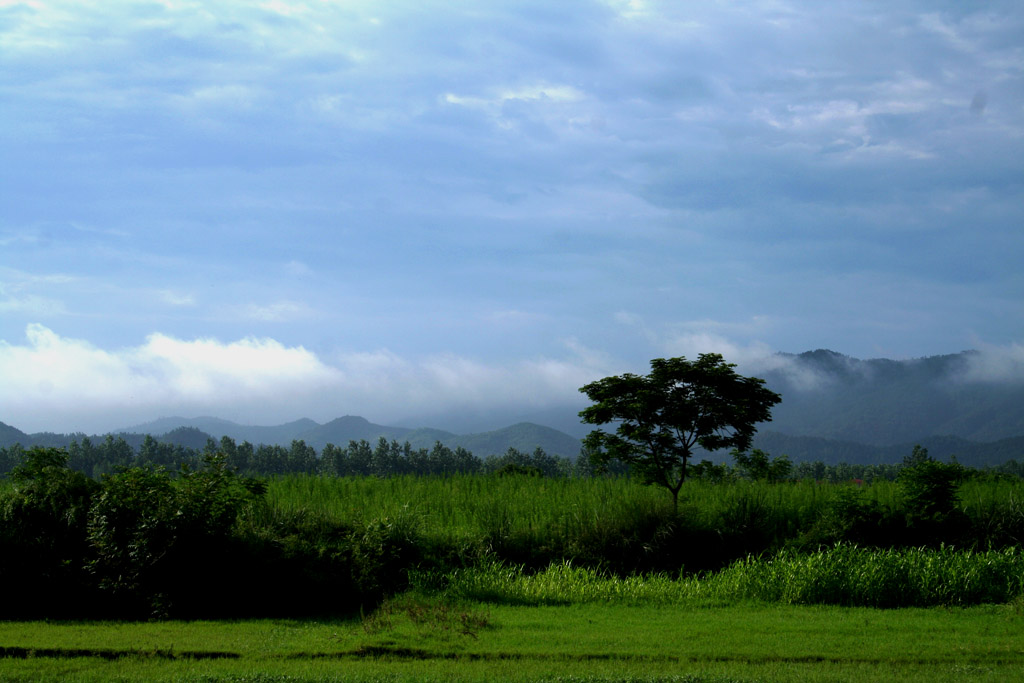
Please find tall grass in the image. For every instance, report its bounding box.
[264,474,679,569]
[263,474,1024,574]
[711,544,1024,607]
[425,545,1024,608]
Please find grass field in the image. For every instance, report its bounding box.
[3,471,1024,680]
[2,599,1022,682]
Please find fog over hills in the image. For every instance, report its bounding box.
[754,349,1024,446]
[3,350,1024,466]
[119,415,583,459]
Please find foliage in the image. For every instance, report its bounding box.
[6,603,1024,682]
[86,453,261,617]
[0,447,100,616]
[711,545,1024,608]
[428,545,1024,609]
[579,354,782,509]
[3,443,1024,620]
[731,448,792,482]
[899,446,965,517]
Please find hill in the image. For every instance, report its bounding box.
[0,421,31,448]
[756,349,1024,445]
[122,416,321,446]
[119,415,582,458]
[749,431,1024,468]
[446,422,582,459]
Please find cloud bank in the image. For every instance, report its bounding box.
[0,325,607,433]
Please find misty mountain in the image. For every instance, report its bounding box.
[750,431,1024,469]
[5,349,1024,465]
[298,416,418,449]
[160,426,218,451]
[294,417,581,457]
[0,421,30,449]
[445,422,582,458]
[758,349,1024,445]
[122,416,321,447]
[119,415,582,458]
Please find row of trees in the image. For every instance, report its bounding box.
[0,436,580,480]
[2,436,1021,484]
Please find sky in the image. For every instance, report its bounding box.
[2,0,1023,434]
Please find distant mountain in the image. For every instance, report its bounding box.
[748,431,1024,468]
[758,349,1024,446]
[122,416,321,446]
[299,416,417,450]
[280,417,581,458]
[119,415,583,458]
[448,422,582,458]
[0,421,31,448]
[160,426,216,450]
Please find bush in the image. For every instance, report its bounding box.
[86,454,260,618]
[0,447,100,617]
[898,446,968,544]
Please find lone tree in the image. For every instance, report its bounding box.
[579,354,782,511]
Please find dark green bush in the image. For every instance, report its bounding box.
[86,454,260,618]
[0,447,100,617]
[898,447,968,545]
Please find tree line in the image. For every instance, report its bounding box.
[2,434,1023,484]
[3,443,1022,621]
[0,434,576,479]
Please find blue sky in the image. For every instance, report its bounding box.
[2,1,1023,433]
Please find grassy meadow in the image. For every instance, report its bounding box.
[258,473,1024,575]
[3,471,1024,681]
[2,600,1023,682]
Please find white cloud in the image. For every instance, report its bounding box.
[445,83,584,109]
[158,290,196,307]
[0,325,343,432]
[959,342,1024,383]
[0,325,612,433]
[0,292,67,316]
[236,301,314,322]
[661,330,775,367]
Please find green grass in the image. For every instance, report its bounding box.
[256,474,1024,578]
[2,600,1023,682]
[421,546,1024,608]
[4,475,1024,681]
[261,474,1024,539]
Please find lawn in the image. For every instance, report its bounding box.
[2,598,1022,682]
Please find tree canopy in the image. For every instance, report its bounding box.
[579,354,782,509]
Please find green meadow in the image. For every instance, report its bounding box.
[2,600,1023,682]
[3,467,1024,681]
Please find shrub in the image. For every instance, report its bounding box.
[898,446,968,544]
[86,454,260,618]
[0,447,100,617]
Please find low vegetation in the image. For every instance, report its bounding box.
[1,444,1023,620]
[2,601,1022,682]
[428,545,1024,608]
[2,442,1023,682]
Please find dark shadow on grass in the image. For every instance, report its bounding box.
[0,646,239,660]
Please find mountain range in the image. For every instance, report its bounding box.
[115,414,583,458]
[2,349,1023,465]
[0,416,584,459]
[758,349,1024,445]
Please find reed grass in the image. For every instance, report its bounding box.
[262,475,1024,569]
[426,545,1024,608]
